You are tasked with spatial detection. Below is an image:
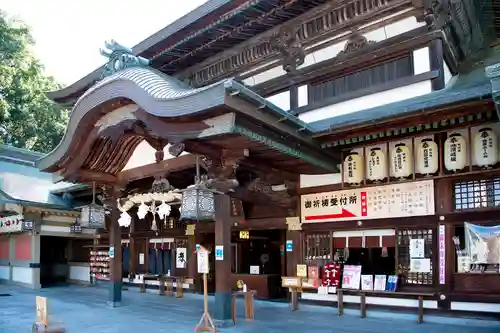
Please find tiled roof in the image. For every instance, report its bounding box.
[0,145,76,209]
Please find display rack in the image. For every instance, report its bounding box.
[90,250,110,281]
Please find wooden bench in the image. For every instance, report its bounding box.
[231,290,257,325]
[337,289,435,323]
[140,274,165,295]
[164,276,186,298]
[288,286,317,311]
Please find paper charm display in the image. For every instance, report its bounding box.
[137,202,149,220]
[156,201,172,220]
[118,212,132,227]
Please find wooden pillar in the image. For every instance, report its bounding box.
[286,217,302,277]
[129,216,136,280]
[214,194,232,322]
[186,224,197,287]
[108,187,122,307]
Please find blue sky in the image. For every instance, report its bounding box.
[0,0,208,86]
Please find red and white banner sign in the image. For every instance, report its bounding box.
[0,214,24,234]
[301,180,434,223]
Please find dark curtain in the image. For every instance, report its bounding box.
[122,247,130,276]
[148,248,157,274]
[162,250,172,274]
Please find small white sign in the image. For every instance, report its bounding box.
[215,245,224,261]
[410,258,431,273]
[373,275,386,291]
[361,275,373,291]
[176,248,187,268]
[457,256,471,273]
[197,248,209,274]
[250,265,260,275]
[109,247,115,259]
[410,239,425,258]
[139,253,145,265]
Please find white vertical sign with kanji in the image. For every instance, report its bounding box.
[176,248,187,268]
[439,225,446,284]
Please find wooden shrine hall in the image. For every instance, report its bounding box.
[37,0,500,322]
[36,39,335,319]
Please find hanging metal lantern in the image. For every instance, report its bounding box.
[474,128,498,167]
[179,183,215,221]
[391,143,412,178]
[444,133,467,171]
[417,138,439,175]
[80,182,105,228]
[179,156,216,222]
[343,152,363,184]
[367,147,386,181]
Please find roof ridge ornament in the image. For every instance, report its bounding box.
[99,40,151,79]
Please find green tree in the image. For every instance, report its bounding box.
[0,10,68,153]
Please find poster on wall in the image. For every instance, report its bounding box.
[410,239,425,258]
[301,180,434,223]
[373,275,386,291]
[215,245,224,261]
[361,275,373,291]
[176,248,187,268]
[410,258,431,273]
[385,275,398,292]
[341,265,362,290]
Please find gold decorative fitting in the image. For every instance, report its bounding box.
[185,224,196,236]
[286,216,302,231]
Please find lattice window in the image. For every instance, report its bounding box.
[308,55,414,104]
[304,233,331,265]
[397,228,433,285]
[454,178,500,210]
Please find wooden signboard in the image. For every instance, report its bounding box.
[195,246,218,332]
[36,296,48,326]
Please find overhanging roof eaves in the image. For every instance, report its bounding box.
[0,197,78,212]
[50,184,89,195]
[46,0,239,103]
[132,0,235,56]
[310,83,492,134]
[225,80,314,134]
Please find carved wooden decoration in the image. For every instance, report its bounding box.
[270,26,305,73]
[246,177,297,208]
[183,0,411,86]
[336,33,376,59]
[286,216,302,231]
[202,150,247,193]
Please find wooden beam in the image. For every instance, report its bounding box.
[117,154,198,184]
[75,169,117,184]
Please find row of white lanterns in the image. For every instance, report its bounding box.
[344,128,498,183]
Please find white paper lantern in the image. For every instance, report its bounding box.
[474,128,498,167]
[367,148,386,181]
[444,133,467,171]
[344,152,363,184]
[391,143,412,178]
[417,139,439,175]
